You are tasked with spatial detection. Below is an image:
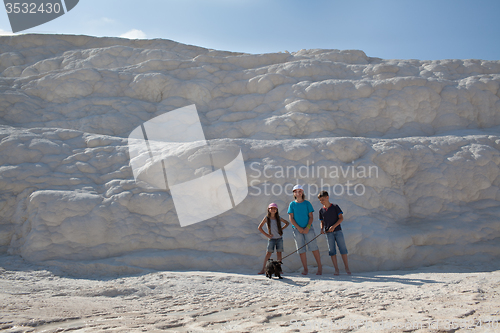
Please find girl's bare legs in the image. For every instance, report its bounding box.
[258,251,273,274]
[276,252,283,275]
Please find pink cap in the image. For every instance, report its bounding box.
[268,203,278,209]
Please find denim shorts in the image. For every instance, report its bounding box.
[292,226,319,254]
[267,237,284,253]
[326,230,348,256]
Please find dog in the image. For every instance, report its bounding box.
[265,259,283,279]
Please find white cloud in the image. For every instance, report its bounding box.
[120,29,147,40]
[101,17,115,24]
[88,17,116,26]
[0,29,15,36]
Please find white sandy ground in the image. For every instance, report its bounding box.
[0,255,499,333]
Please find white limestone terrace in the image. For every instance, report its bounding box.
[0,34,499,275]
[1,34,500,140]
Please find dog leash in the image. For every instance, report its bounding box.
[280,230,322,261]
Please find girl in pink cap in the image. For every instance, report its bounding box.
[257,203,290,274]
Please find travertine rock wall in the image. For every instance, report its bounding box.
[1,35,499,273]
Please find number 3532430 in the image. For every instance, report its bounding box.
[5,2,62,14]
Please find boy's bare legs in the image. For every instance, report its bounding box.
[312,250,322,275]
[258,251,273,274]
[331,255,340,275]
[299,252,308,275]
[332,254,351,275]
[341,254,351,275]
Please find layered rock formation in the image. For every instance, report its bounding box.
[1,34,499,274]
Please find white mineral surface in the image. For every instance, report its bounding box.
[1,34,499,273]
[0,254,499,332]
[0,34,499,332]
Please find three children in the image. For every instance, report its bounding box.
[258,186,351,276]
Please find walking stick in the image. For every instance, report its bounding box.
[281,231,322,261]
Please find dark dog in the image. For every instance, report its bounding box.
[265,259,283,279]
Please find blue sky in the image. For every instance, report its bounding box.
[1,0,499,60]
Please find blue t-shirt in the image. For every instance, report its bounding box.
[288,200,314,228]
